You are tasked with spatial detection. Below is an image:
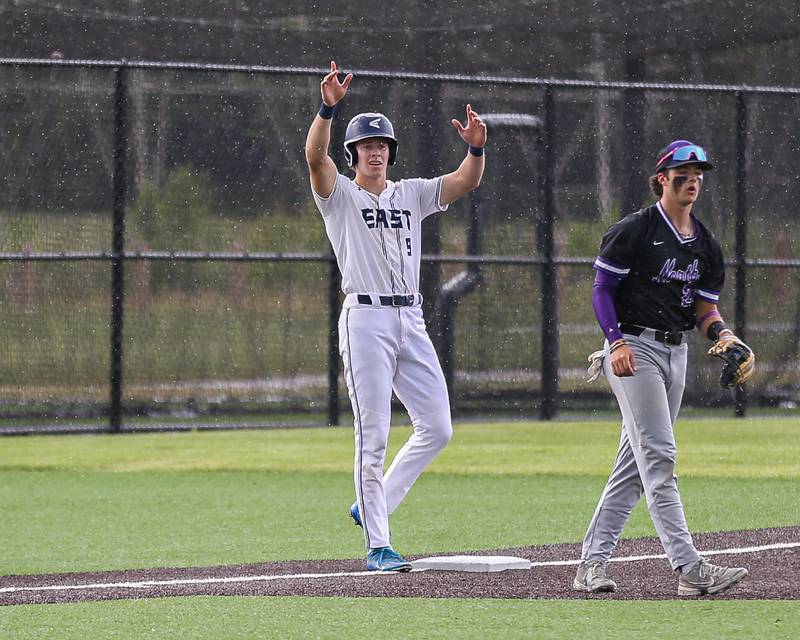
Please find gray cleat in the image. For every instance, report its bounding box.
[573,560,617,593]
[678,557,748,596]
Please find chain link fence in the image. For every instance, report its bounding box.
[2,59,799,433]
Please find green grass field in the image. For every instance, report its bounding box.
[1,418,799,638]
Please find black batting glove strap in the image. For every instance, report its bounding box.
[706,320,727,341]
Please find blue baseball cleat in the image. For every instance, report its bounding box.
[349,502,362,527]
[350,502,392,538]
[366,546,412,572]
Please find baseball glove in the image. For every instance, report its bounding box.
[707,334,754,389]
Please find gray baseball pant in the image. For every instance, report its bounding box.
[580,330,701,571]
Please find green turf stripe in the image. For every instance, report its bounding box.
[1,597,798,640]
[1,470,797,575]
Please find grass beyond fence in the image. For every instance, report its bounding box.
[2,207,800,418]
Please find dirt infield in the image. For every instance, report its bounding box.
[2,527,798,606]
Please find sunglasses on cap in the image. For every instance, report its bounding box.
[656,145,709,169]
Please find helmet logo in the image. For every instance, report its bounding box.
[368,118,381,128]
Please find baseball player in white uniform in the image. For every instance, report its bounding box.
[305,61,486,571]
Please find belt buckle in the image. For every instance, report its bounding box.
[665,331,682,345]
[391,294,409,307]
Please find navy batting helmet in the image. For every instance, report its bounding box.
[655,140,714,172]
[343,112,398,167]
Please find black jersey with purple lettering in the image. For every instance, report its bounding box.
[593,202,725,332]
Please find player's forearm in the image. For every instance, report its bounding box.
[305,116,333,168]
[695,301,725,337]
[456,152,485,190]
[695,301,738,342]
[592,270,624,343]
[441,153,484,204]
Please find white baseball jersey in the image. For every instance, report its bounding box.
[312,173,449,295]
[311,170,453,552]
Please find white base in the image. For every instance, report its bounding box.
[411,555,531,573]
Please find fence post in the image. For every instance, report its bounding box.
[110,65,128,433]
[418,80,445,325]
[327,255,341,426]
[620,57,646,216]
[539,86,559,420]
[734,91,748,417]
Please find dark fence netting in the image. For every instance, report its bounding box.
[122,260,331,425]
[1,59,800,433]
[0,261,111,429]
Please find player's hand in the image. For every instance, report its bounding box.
[320,60,352,107]
[451,104,487,148]
[611,344,637,377]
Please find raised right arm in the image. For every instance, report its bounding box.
[305,60,352,199]
[305,114,338,198]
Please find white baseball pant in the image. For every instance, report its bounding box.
[339,296,452,550]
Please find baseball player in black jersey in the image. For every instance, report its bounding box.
[574,140,754,596]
